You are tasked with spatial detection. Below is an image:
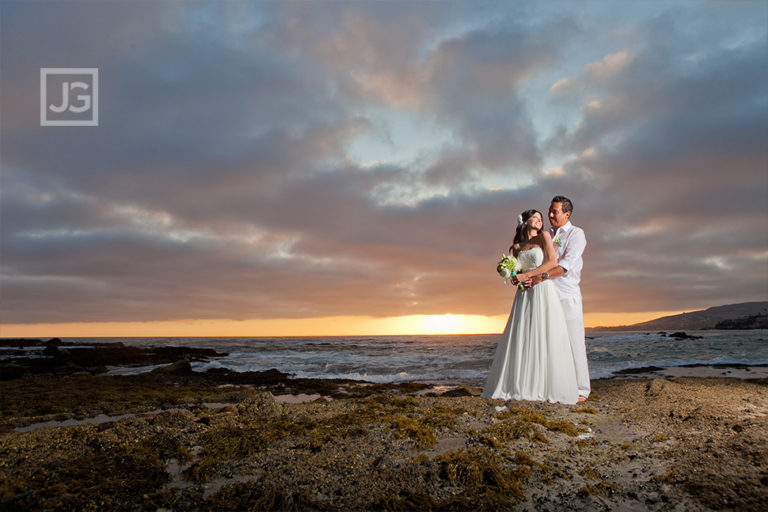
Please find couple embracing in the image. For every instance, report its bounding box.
[483,196,590,405]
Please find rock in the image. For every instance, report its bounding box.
[442,386,480,397]
[151,360,192,375]
[669,331,703,340]
[0,364,27,380]
[202,367,292,387]
[53,362,85,375]
[0,340,225,379]
[614,366,665,375]
[646,379,668,397]
[236,392,282,419]
[42,344,61,356]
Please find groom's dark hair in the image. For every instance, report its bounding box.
[551,195,573,214]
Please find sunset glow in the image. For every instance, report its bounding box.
[0,310,685,338]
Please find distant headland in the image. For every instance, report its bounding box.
[591,301,768,331]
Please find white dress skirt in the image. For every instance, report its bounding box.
[482,247,579,404]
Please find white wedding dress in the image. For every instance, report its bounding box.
[482,247,579,404]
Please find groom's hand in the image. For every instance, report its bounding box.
[524,275,543,289]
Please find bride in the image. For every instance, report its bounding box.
[482,209,579,404]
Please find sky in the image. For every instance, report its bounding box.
[1,0,767,337]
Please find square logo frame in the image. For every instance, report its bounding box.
[40,67,99,126]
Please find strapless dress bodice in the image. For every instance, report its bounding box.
[517,247,543,272]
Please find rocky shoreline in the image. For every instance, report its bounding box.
[1,340,767,510]
[0,338,227,380]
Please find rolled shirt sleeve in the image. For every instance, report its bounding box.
[558,227,586,274]
[551,223,586,299]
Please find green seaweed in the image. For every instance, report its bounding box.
[485,407,586,445]
[0,374,591,510]
[370,490,441,511]
[205,480,339,511]
[0,422,178,511]
[572,407,598,414]
[435,448,525,506]
[578,481,622,497]
[0,373,256,432]
[579,465,602,480]
[386,414,437,448]
[187,394,455,482]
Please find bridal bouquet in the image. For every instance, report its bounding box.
[496,254,525,289]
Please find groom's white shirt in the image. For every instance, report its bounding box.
[549,221,586,299]
[550,220,590,397]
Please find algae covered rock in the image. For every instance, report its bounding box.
[151,359,192,376]
[646,378,669,397]
[236,391,282,419]
[442,386,481,397]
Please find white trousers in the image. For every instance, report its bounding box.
[560,296,591,397]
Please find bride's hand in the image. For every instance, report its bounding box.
[523,275,538,289]
[522,273,538,289]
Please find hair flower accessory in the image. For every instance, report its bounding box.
[517,215,523,227]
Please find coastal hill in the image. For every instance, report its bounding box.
[592,301,768,331]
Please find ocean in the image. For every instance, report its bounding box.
[45,330,768,386]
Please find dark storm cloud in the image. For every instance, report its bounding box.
[1,1,766,326]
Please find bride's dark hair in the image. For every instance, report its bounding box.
[510,209,543,252]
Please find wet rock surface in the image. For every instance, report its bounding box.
[0,369,765,511]
[0,338,225,379]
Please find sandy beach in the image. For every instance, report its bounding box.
[1,348,766,511]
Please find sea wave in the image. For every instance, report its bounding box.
[12,330,767,384]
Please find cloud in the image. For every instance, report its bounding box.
[550,50,634,96]
[420,18,577,175]
[1,1,766,327]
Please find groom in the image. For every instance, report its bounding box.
[520,195,590,402]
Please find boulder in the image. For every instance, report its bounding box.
[151,360,192,376]
[236,392,282,419]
